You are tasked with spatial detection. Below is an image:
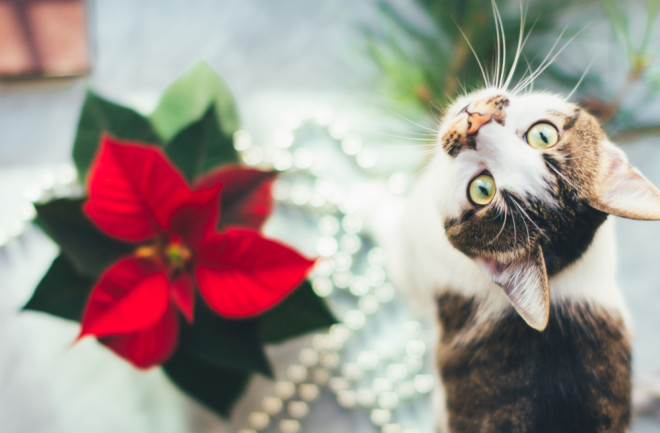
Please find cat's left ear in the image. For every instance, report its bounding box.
[588,140,660,220]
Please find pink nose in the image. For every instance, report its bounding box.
[467,112,493,135]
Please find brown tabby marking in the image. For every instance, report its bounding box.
[442,96,510,157]
[437,293,631,433]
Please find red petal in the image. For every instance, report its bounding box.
[194,166,277,230]
[167,184,222,247]
[100,305,179,369]
[79,257,170,339]
[171,273,195,323]
[194,228,315,317]
[84,135,191,243]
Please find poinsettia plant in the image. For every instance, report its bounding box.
[24,63,335,416]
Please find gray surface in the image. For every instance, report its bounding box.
[1,1,659,432]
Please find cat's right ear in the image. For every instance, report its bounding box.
[588,141,660,220]
[477,246,550,331]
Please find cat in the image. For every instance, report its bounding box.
[389,82,660,431]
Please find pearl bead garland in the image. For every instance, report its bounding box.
[233,112,432,433]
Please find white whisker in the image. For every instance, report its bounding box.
[453,18,491,87]
[567,55,598,100]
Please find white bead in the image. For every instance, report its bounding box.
[274,381,296,400]
[370,409,392,426]
[38,170,55,189]
[298,383,320,402]
[375,284,395,303]
[272,180,289,201]
[358,295,380,315]
[357,351,379,371]
[373,378,393,393]
[311,277,333,297]
[279,419,301,433]
[337,390,357,408]
[341,214,363,234]
[312,368,331,385]
[349,276,370,297]
[332,270,352,289]
[55,164,77,185]
[388,172,410,195]
[329,377,350,392]
[344,310,366,330]
[241,147,263,166]
[316,236,338,257]
[290,184,311,205]
[413,374,434,394]
[320,352,341,369]
[233,130,252,151]
[248,412,270,430]
[404,357,423,374]
[378,391,399,410]
[18,202,36,220]
[318,215,340,235]
[273,128,294,148]
[329,324,351,344]
[386,364,408,382]
[340,234,362,254]
[357,149,378,169]
[312,334,333,351]
[287,401,309,419]
[396,381,415,399]
[299,348,319,367]
[332,252,353,270]
[314,107,334,126]
[341,362,363,381]
[22,183,42,202]
[312,258,334,276]
[293,148,313,169]
[405,339,426,357]
[367,267,386,286]
[273,150,293,171]
[356,388,376,407]
[367,247,386,267]
[382,424,403,433]
[263,396,283,415]
[286,365,308,383]
[340,135,363,155]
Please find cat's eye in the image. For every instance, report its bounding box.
[525,122,559,149]
[468,174,496,206]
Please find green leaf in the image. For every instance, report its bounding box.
[259,281,337,344]
[35,198,134,278]
[163,349,250,418]
[23,254,94,321]
[150,62,240,142]
[164,106,238,183]
[177,302,273,378]
[73,90,161,181]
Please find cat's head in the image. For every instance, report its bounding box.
[430,87,660,330]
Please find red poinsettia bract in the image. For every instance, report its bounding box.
[77,135,315,368]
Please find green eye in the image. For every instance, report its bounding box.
[526,122,559,149]
[468,174,496,206]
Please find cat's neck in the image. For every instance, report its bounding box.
[394,166,631,327]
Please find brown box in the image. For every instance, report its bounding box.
[0,0,90,78]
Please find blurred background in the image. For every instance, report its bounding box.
[1,0,659,432]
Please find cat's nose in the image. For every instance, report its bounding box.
[466,111,493,135]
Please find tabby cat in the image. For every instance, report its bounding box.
[391,64,660,433]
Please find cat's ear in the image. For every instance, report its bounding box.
[478,246,549,331]
[589,140,660,220]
